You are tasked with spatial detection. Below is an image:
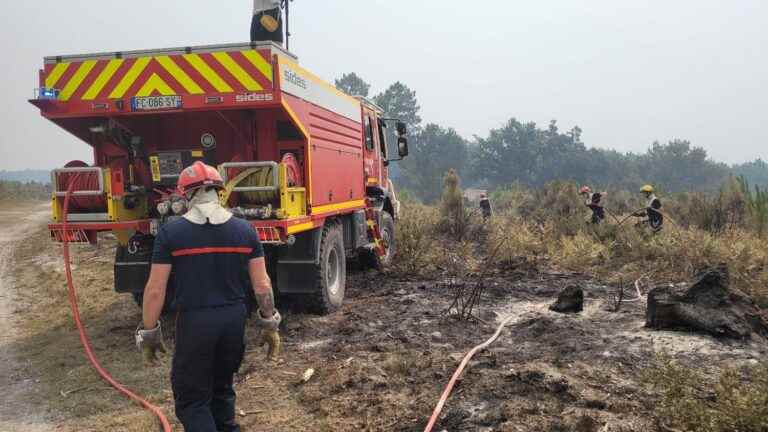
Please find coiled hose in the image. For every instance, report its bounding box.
[62,174,173,432]
[57,160,106,212]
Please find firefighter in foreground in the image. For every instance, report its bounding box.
[136,162,282,432]
[634,184,664,231]
[579,186,606,224]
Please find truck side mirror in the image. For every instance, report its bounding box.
[396,121,407,137]
[397,137,409,158]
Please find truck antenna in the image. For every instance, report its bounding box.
[283,0,293,50]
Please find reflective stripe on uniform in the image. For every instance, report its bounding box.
[171,247,253,257]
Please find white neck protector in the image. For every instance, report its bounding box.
[183,188,232,225]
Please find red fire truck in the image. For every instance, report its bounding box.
[30,41,408,313]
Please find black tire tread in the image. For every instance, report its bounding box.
[308,220,345,314]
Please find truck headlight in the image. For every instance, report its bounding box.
[157,201,170,216]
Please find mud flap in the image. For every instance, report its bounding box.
[114,244,152,293]
[275,227,323,294]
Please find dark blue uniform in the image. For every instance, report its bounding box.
[153,217,263,432]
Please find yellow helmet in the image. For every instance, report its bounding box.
[260,14,280,32]
[640,185,654,193]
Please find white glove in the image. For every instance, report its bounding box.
[256,309,282,331]
[136,322,166,364]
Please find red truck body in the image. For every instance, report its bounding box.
[31,41,406,313]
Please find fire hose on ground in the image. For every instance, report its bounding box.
[423,315,517,432]
[61,174,173,432]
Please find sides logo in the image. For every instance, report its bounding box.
[283,69,308,90]
[235,93,274,103]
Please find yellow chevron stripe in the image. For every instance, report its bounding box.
[183,54,233,93]
[242,50,273,83]
[45,63,70,89]
[136,74,176,97]
[58,61,97,101]
[109,57,151,99]
[155,56,203,94]
[212,52,262,91]
[82,59,124,100]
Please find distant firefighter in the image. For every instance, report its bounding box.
[579,186,606,224]
[251,0,284,44]
[479,193,492,222]
[634,184,664,231]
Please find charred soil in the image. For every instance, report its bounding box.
[4,221,768,431]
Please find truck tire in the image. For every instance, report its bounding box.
[311,221,346,314]
[361,211,396,270]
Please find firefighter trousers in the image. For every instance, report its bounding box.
[172,303,247,432]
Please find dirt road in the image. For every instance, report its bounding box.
[0,204,54,431]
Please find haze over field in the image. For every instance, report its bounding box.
[1,0,766,170]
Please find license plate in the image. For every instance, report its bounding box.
[131,95,182,111]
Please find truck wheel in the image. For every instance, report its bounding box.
[312,222,346,314]
[360,212,396,270]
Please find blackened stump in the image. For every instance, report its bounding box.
[550,285,584,314]
[646,265,768,339]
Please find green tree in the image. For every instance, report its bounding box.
[470,118,541,187]
[640,140,728,192]
[469,117,733,193]
[399,124,467,203]
[373,82,422,131]
[733,159,768,188]
[334,72,370,97]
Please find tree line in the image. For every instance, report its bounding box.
[0,180,51,202]
[336,72,768,203]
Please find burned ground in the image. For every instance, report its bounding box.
[3,215,766,431]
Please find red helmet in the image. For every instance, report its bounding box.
[579,186,591,195]
[177,161,224,196]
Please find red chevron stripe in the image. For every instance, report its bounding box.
[151,60,187,95]
[199,52,244,92]
[51,61,79,90]
[100,58,138,99]
[122,59,158,98]
[173,54,218,94]
[230,51,273,90]
[70,60,107,101]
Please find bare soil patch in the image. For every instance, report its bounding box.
[0,204,56,431]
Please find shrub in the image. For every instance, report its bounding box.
[739,176,768,237]
[489,182,533,216]
[484,215,545,269]
[643,355,768,432]
[393,203,439,277]
[668,177,747,233]
[437,169,475,240]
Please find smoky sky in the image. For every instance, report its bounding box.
[1,0,766,170]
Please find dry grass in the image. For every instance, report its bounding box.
[10,227,177,431]
[642,355,768,432]
[397,179,768,305]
